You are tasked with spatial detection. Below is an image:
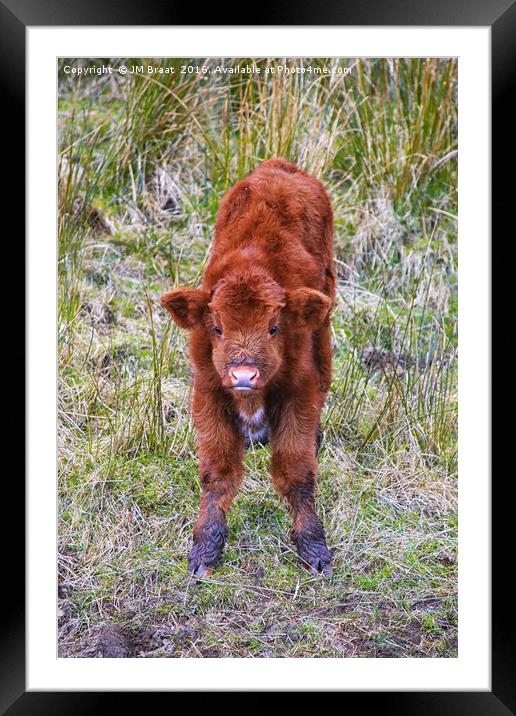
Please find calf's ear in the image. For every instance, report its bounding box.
[160,288,209,329]
[286,288,332,328]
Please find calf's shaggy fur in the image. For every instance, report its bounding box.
[161,158,335,576]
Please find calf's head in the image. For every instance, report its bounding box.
[160,273,331,395]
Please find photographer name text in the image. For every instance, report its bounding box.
[62,62,352,77]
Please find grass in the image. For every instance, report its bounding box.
[57,57,458,658]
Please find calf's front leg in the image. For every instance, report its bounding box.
[270,403,331,574]
[189,390,244,577]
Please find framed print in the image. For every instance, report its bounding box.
[5,0,512,710]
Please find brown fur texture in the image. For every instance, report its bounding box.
[161,158,336,576]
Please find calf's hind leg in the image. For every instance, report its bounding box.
[189,390,244,577]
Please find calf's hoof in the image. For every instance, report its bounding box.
[293,531,332,576]
[187,522,227,578]
[187,547,218,578]
[188,560,213,578]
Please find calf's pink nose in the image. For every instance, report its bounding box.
[229,366,259,389]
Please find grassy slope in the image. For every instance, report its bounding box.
[58,58,458,658]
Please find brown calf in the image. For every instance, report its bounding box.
[161,158,336,576]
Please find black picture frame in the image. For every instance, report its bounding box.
[5,0,511,711]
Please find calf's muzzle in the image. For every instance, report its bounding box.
[229,365,260,391]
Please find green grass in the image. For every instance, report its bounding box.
[58,57,457,658]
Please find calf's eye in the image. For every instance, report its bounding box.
[214,326,222,336]
[269,325,278,335]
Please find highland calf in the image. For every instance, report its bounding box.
[161,158,336,576]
